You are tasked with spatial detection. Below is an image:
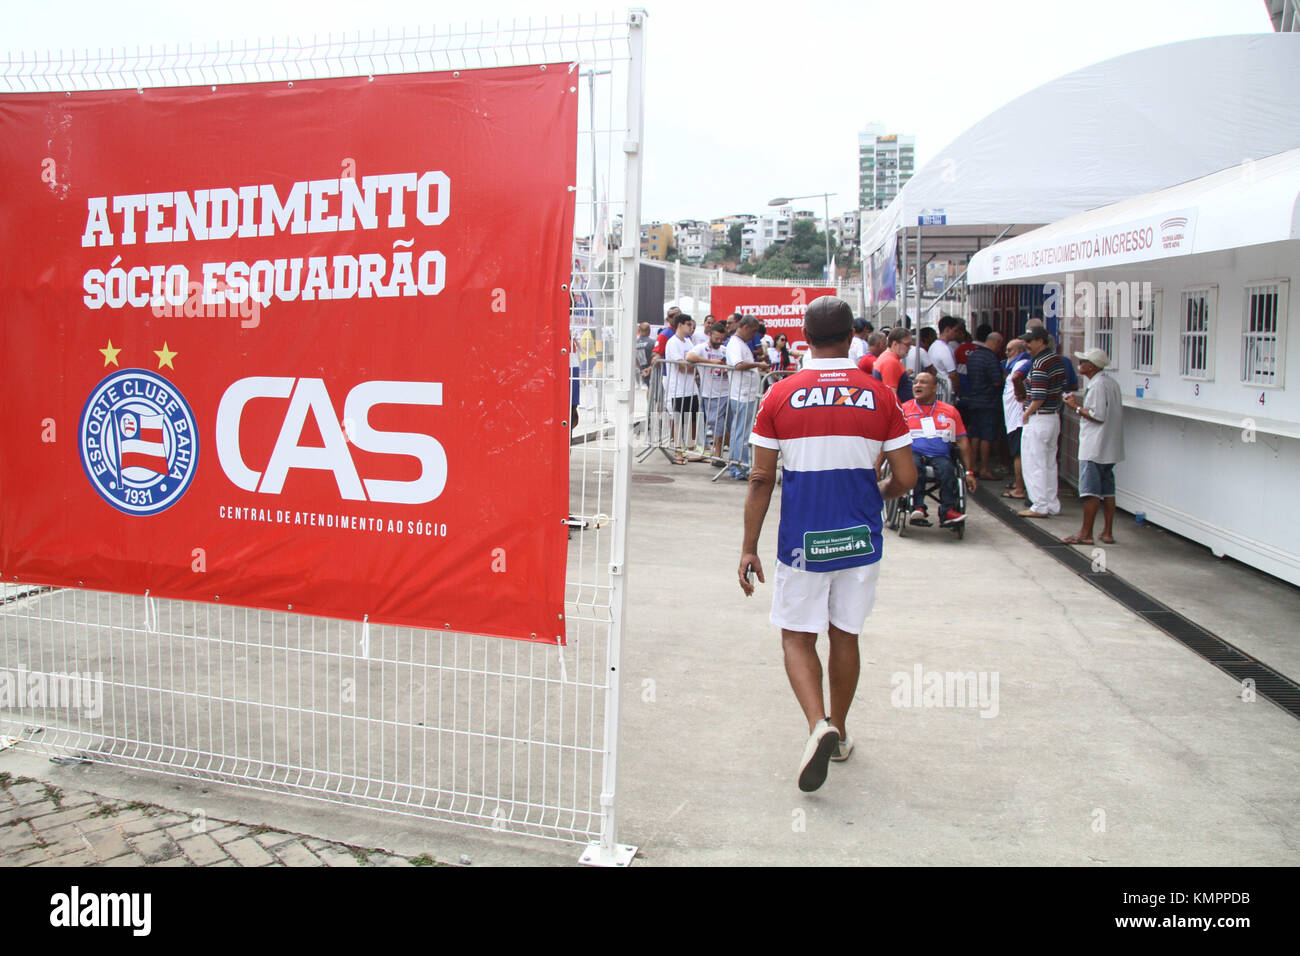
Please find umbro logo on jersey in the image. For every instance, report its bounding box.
[789,386,877,410]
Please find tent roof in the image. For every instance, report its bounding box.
[967,147,1300,283]
[861,33,1300,261]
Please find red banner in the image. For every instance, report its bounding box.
[709,286,836,350]
[0,66,576,644]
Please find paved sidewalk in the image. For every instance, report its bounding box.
[0,770,445,867]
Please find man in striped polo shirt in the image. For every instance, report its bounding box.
[738,296,916,793]
[1019,326,1066,517]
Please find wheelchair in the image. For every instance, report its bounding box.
[881,449,967,540]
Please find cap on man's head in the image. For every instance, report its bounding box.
[1022,327,1051,343]
[804,295,854,346]
[853,317,869,333]
[1074,347,1110,369]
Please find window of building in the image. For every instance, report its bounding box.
[1241,280,1288,387]
[1179,287,1216,380]
[1088,296,1115,363]
[1131,288,1161,373]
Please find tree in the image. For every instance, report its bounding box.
[754,219,838,280]
[726,222,743,259]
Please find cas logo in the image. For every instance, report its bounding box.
[79,369,199,515]
[216,378,446,504]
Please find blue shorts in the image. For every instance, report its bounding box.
[963,404,999,442]
[1078,460,1115,498]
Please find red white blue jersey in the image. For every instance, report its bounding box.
[751,357,910,571]
[900,399,965,458]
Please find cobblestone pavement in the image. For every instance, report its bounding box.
[0,771,445,867]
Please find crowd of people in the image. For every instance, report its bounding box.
[636,304,1126,543]
[638,294,1132,793]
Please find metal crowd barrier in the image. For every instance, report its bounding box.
[636,356,773,480]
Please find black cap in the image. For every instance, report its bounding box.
[852,317,869,332]
[1022,327,1051,343]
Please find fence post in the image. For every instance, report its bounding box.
[579,6,644,869]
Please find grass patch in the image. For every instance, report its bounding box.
[248,824,291,837]
[87,803,121,818]
[42,784,64,807]
[408,853,437,867]
[348,846,371,866]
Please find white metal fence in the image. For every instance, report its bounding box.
[0,12,644,865]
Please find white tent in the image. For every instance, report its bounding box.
[861,33,1300,264]
[968,147,1300,283]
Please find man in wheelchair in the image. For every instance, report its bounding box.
[902,372,978,527]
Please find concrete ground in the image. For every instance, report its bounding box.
[1,433,1297,867]
[1042,488,1300,680]
[613,451,1300,866]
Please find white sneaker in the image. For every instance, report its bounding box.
[831,735,854,762]
[797,719,840,792]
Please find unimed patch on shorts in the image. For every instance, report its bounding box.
[803,525,874,562]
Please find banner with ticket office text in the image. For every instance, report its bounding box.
[0,65,576,644]
[708,286,836,352]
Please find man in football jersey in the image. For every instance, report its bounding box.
[873,327,914,403]
[902,372,978,527]
[856,331,887,376]
[738,296,916,793]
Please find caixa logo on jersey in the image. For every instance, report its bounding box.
[79,369,199,515]
[216,378,446,503]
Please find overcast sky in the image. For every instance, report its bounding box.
[6,0,1276,224]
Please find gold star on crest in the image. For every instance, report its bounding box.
[154,342,178,370]
[99,340,121,367]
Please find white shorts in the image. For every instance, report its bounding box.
[770,561,881,635]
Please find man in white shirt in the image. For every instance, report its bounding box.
[928,315,964,398]
[1001,338,1031,501]
[687,320,731,463]
[724,315,769,480]
[1062,348,1125,545]
[692,315,710,347]
[906,335,934,377]
[848,317,872,363]
[664,316,701,461]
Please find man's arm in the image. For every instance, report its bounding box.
[955,436,977,491]
[1023,362,1046,416]
[878,445,918,500]
[739,445,779,595]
